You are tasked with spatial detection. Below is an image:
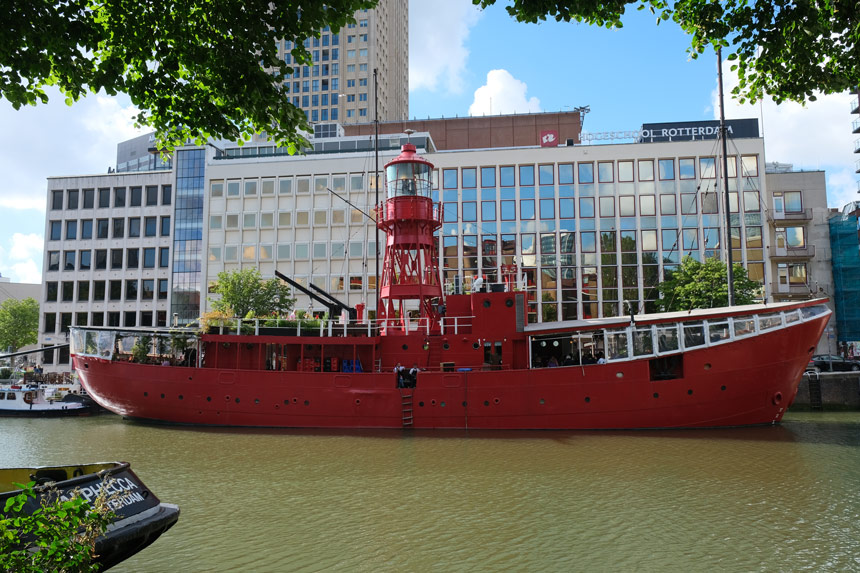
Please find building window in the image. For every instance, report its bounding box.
[49,221,61,241]
[51,190,63,210]
[112,218,124,238]
[143,248,156,268]
[110,248,123,269]
[109,280,122,301]
[98,188,110,208]
[162,185,172,205]
[142,279,154,300]
[63,251,75,271]
[127,248,139,268]
[128,217,140,237]
[159,247,169,267]
[79,250,91,270]
[114,187,126,207]
[144,217,157,236]
[158,279,168,300]
[82,189,94,208]
[61,281,74,302]
[126,280,138,300]
[161,216,171,236]
[130,186,142,206]
[65,220,77,240]
[97,219,109,239]
[145,185,158,205]
[93,281,105,301]
[81,219,93,239]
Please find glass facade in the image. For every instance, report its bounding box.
[171,149,205,323]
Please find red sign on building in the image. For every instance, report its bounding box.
[540,130,559,147]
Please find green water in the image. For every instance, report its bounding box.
[2,412,860,572]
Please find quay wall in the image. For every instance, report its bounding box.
[793,372,860,410]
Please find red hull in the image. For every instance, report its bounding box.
[74,306,828,430]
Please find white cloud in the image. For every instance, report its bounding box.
[0,233,44,284]
[468,69,542,116]
[409,0,482,93]
[0,89,145,214]
[713,62,857,208]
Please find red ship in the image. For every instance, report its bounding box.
[71,144,831,430]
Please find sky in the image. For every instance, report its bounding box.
[0,0,857,285]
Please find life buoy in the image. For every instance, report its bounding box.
[23,392,34,404]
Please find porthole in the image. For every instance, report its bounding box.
[704,363,712,370]
[304,400,310,406]
[653,393,659,399]
[402,344,408,350]
[687,389,693,395]
[462,401,467,407]
[443,343,450,350]
[355,399,361,405]
[431,399,437,406]
[483,299,491,308]
[419,401,425,407]
[494,397,500,404]
[235,397,240,403]
[254,398,260,404]
[179,395,184,400]
[584,396,591,403]
[721,385,727,391]
[160,393,165,399]
[616,372,623,378]
[206,396,211,402]
[143,391,148,397]
[284,400,290,405]
[505,299,514,307]
[441,402,446,407]
[473,342,480,350]
[484,400,490,406]
[539,398,545,405]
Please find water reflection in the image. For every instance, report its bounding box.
[2,413,859,572]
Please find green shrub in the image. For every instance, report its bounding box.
[1,481,115,572]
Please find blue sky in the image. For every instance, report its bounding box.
[0,0,856,285]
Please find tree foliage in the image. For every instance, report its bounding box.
[209,268,295,318]
[656,256,761,312]
[0,298,39,353]
[1,481,114,573]
[473,0,860,104]
[2,0,376,151]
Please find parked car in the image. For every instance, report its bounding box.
[807,354,860,373]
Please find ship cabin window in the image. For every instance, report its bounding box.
[632,328,654,357]
[708,321,730,343]
[759,313,783,331]
[606,329,628,360]
[683,322,706,348]
[657,325,679,353]
[6,392,17,400]
[386,161,431,199]
[733,317,755,337]
[531,333,598,367]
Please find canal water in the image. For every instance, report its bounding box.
[3,412,860,572]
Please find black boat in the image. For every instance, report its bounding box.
[0,461,179,570]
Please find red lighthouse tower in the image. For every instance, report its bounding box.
[376,144,443,329]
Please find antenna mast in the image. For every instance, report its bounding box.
[718,46,735,305]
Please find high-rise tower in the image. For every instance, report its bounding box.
[275,0,408,125]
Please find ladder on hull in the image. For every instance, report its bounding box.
[399,389,414,427]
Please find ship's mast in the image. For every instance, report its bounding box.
[718,46,736,306]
